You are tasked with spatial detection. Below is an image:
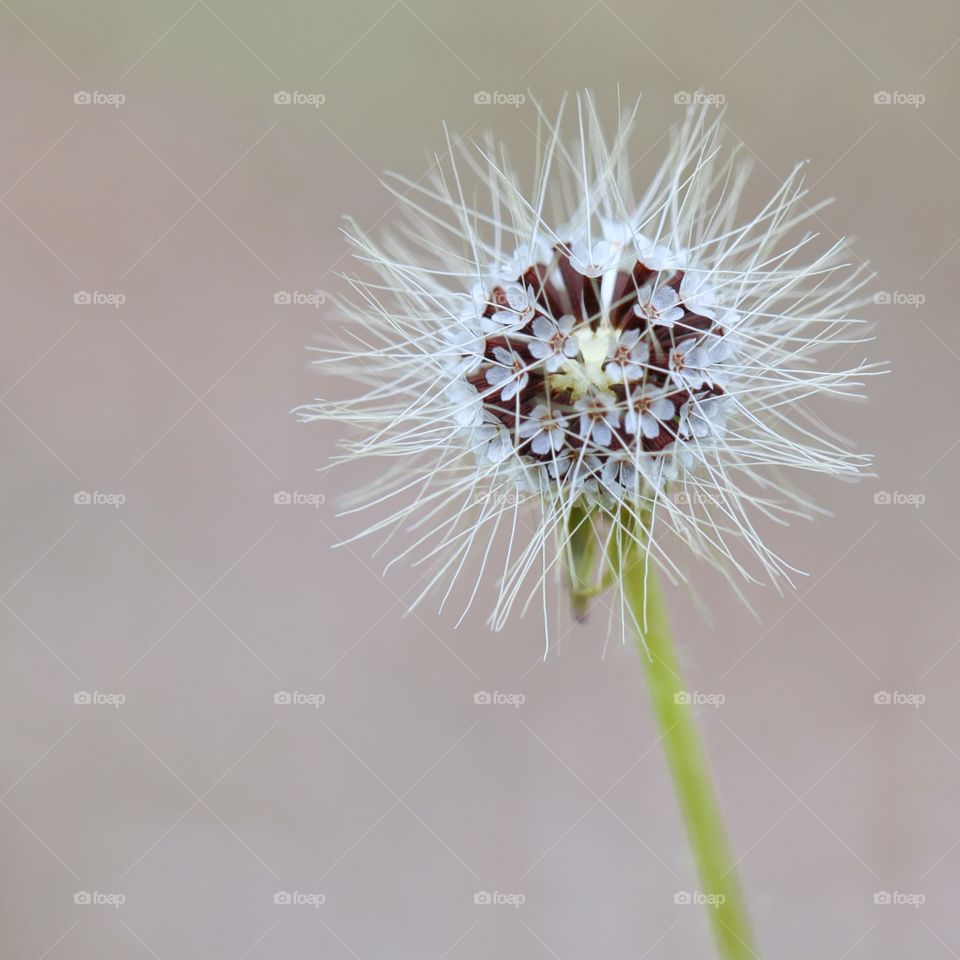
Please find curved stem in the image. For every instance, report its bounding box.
[623,559,758,960]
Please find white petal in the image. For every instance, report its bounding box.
[592,422,612,446]
[599,217,634,245]
[652,286,679,310]
[640,414,660,439]
[532,316,554,339]
[500,379,520,401]
[486,434,511,463]
[531,432,551,455]
[504,284,527,311]
[651,397,675,419]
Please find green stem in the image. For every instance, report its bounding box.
[623,559,758,960]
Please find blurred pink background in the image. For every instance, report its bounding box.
[1,1,958,958]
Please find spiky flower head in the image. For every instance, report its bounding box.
[298,94,880,645]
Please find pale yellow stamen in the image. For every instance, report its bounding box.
[547,319,621,399]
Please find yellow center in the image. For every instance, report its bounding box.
[548,319,619,399]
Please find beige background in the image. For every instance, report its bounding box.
[1,1,957,958]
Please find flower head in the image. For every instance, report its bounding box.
[297,95,882,646]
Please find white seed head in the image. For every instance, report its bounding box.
[297,93,883,648]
